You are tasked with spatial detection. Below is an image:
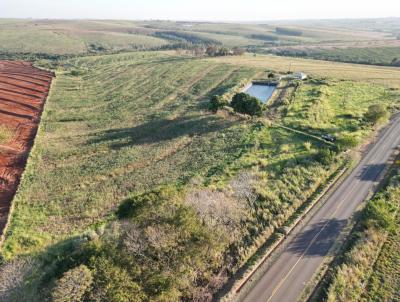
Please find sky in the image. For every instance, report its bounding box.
[1,0,400,21]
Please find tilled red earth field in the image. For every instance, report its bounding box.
[0,60,53,240]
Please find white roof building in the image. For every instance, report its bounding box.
[293,72,308,80]
[280,72,308,81]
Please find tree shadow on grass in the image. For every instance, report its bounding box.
[87,115,235,149]
[287,218,348,257]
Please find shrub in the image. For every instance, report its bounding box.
[206,45,218,57]
[337,134,360,151]
[232,47,245,56]
[363,197,397,232]
[89,257,145,302]
[51,265,93,302]
[364,104,389,125]
[303,141,312,151]
[231,93,263,116]
[209,95,228,113]
[0,258,34,301]
[70,70,81,76]
[316,148,336,165]
[391,57,400,66]
[280,144,291,153]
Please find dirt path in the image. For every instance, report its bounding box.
[0,60,54,242]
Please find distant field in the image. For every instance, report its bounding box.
[0,19,168,55]
[267,46,400,66]
[208,53,400,88]
[0,19,397,57]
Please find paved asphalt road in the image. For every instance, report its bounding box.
[242,116,400,302]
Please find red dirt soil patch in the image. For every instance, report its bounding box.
[0,60,54,240]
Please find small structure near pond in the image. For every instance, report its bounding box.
[280,72,308,81]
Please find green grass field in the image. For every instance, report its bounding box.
[284,79,399,141]
[1,47,400,301]
[3,52,259,255]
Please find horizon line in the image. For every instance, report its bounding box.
[1,16,400,24]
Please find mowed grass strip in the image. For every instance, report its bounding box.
[207,54,400,88]
[2,52,258,256]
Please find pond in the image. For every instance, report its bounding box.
[245,83,277,103]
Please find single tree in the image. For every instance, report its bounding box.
[209,95,228,113]
[364,104,389,125]
[232,47,245,56]
[206,45,218,57]
[231,93,263,116]
[51,265,93,302]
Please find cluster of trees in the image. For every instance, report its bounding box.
[174,45,245,57]
[209,95,229,113]
[275,27,303,36]
[27,186,231,302]
[391,57,400,66]
[205,45,245,57]
[249,34,279,41]
[154,31,219,45]
[209,92,264,116]
[231,93,264,116]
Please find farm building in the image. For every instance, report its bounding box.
[293,72,308,80]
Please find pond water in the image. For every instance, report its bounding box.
[245,84,277,103]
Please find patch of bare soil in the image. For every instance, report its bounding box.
[0,60,54,240]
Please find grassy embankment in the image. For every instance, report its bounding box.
[0,51,399,301]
